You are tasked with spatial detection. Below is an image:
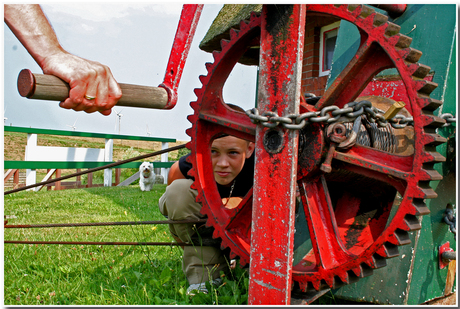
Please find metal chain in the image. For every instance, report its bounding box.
[440,113,457,127]
[443,208,457,237]
[246,100,456,130]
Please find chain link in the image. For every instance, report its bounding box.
[443,208,457,237]
[440,113,457,127]
[246,100,456,130]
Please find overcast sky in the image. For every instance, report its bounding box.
[3,3,258,141]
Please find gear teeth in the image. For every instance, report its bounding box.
[421,132,447,147]
[399,47,423,63]
[372,12,388,27]
[347,270,360,284]
[185,127,193,139]
[376,242,399,258]
[413,183,438,199]
[407,63,431,79]
[212,227,222,240]
[358,5,375,18]
[311,279,321,291]
[205,62,213,72]
[229,28,239,40]
[186,113,198,126]
[395,34,413,48]
[298,281,309,293]
[189,99,199,110]
[421,114,447,128]
[198,74,207,85]
[220,39,230,50]
[420,150,446,164]
[347,4,361,13]
[364,254,387,269]
[238,255,249,267]
[188,168,197,183]
[403,214,422,231]
[192,88,201,98]
[329,275,351,289]
[420,168,443,182]
[333,4,345,9]
[335,272,350,287]
[350,266,362,278]
[388,229,411,245]
[351,263,373,278]
[194,183,203,199]
[229,251,237,259]
[415,79,438,95]
[384,22,401,37]
[212,50,221,61]
[410,199,431,216]
[324,276,334,289]
[239,19,250,30]
[250,11,260,19]
[418,97,443,111]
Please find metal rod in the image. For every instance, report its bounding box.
[4,219,207,229]
[442,251,457,261]
[4,143,186,195]
[160,4,203,109]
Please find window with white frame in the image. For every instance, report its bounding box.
[319,21,340,77]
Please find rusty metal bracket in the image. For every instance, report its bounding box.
[159,4,203,109]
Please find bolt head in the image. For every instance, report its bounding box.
[320,164,332,173]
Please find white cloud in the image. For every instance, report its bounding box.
[41,3,183,22]
[81,23,94,32]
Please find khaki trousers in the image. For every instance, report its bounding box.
[159,179,228,284]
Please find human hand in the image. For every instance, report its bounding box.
[41,51,122,116]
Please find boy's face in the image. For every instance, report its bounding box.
[211,135,255,186]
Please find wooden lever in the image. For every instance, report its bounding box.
[17,69,169,109]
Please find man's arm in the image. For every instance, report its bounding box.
[4,4,122,115]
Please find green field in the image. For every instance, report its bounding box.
[4,185,249,305]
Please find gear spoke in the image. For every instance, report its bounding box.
[333,144,413,192]
[298,176,353,270]
[199,106,256,141]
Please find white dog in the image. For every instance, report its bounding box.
[139,162,155,191]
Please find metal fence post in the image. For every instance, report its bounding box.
[104,138,113,186]
[161,142,169,184]
[25,133,37,191]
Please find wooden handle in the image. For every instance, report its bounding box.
[17,69,169,109]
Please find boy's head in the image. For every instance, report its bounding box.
[211,135,254,186]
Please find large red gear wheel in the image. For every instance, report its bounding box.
[186,4,446,294]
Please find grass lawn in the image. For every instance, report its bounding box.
[4,185,249,305]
